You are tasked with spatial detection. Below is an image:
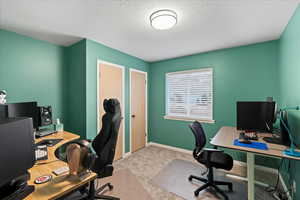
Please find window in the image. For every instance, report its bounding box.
[165,68,214,122]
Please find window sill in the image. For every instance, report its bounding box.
[164,116,215,124]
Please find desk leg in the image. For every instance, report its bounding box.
[247,152,255,200]
[87,180,95,200]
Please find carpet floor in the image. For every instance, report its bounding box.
[151,159,274,200]
[106,145,278,200]
[97,168,153,200]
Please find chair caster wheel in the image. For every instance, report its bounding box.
[194,191,199,196]
[188,176,193,181]
[108,183,113,191]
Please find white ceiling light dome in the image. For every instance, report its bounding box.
[150,9,177,30]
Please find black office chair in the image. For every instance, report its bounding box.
[90,98,122,200]
[188,121,233,200]
[71,99,122,200]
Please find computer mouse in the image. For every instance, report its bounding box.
[40,140,54,146]
[45,140,53,145]
[240,140,252,144]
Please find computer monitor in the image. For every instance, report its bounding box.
[0,118,35,189]
[237,101,276,132]
[0,102,39,129]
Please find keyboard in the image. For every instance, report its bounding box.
[35,145,48,161]
[35,129,57,138]
[35,138,63,147]
[239,132,258,140]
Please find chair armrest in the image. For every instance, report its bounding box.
[202,148,223,152]
[193,147,223,160]
[76,139,91,147]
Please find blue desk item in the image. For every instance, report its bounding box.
[279,106,300,157]
[233,139,268,150]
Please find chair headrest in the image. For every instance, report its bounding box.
[189,121,206,149]
[103,98,121,114]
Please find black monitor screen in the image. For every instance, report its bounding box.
[0,118,35,188]
[237,101,276,132]
[7,102,38,129]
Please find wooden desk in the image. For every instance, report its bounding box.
[25,131,97,200]
[211,127,300,200]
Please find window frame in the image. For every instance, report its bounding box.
[164,67,215,123]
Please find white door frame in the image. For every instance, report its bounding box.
[129,68,148,153]
[97,59,126,158]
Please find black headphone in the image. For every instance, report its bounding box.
[70,140,97,170]
[0,90,6,95]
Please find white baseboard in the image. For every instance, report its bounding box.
[147,142,193,154]
[147,141,292,199]
[226,174,269,188]
[233,160,278,174]
[149,142,277,173]
[123,152,132,158]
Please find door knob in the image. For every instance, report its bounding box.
[131,115,136,118]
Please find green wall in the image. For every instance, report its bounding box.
[64,40,87,138]
[86,39,150,152]
[149,41,280,167]
[0,29,66,121]
[278,4,300,199]
[0,30,150,152]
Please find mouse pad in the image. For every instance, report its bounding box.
[233,139,268,150]
[35,139,63,147]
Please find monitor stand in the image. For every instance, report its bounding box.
[0,173,34,200]
[263,136,283,145]
[1,184,34,200]
[35,128,57,138]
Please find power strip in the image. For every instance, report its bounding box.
[53,166,69,176]
[272,191,288,200]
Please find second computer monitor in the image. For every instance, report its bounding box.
[1,102,39,129]
[237,101,276,132]
[0,118,35,189]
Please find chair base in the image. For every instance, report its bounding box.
[94,182,120,200]
[189,175,232,200]
[94,194,119,200]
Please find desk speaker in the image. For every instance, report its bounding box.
[38,106,52,127]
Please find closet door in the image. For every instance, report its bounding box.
[99,62,124,160]
[130,70,147,152]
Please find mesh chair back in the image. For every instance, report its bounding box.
[189,121,206,150]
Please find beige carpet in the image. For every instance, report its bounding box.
[63,146,280,200]
[98,168,152,200]
[151,159,275,200]
[112,146,279,200]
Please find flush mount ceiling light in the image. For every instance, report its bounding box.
[150,9,177,30]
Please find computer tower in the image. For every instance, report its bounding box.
[279,110,291,146]
[0,104,8,119]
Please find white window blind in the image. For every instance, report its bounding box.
[165,68,213,121]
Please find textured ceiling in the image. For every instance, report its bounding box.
[0,0,299,61]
